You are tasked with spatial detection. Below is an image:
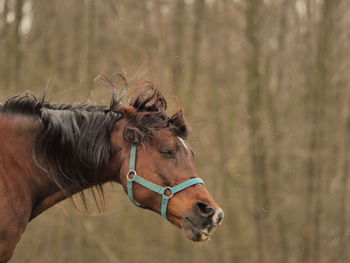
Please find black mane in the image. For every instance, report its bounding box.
[1,92,118,115]
[1,92,122,208]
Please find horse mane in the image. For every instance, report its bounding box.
[0,81,188,210]
[1,92,118,114]
[0,91,123,210]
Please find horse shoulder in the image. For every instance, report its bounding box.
[0,174,32,262]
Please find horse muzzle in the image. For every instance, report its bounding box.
[182,202,224,242]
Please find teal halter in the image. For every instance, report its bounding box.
[126,145,204,220]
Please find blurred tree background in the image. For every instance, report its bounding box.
[0,0,350,262]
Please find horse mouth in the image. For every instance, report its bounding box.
[182,217,211,242]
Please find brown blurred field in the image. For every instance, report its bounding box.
[1,0,350,262]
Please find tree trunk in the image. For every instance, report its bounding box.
[245,0,271,262]
[12,0,23,91]
[70,1,84,82]
[86,0,97,96]
[337,115,350,262]
[302,0,340,262]
[264,1,291,262]
[185,0,205,113]
[171,0,185,95]
[0,0,9,37]
[0,0,10,89]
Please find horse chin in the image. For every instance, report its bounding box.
[182,217,211,242]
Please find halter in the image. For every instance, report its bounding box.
[126,145,204,220]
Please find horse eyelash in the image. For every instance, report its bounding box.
[159,149,175,158]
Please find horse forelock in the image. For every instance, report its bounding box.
[125,82,188,143]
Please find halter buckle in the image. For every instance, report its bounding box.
[163,187,174,198]
[127,170,137,181]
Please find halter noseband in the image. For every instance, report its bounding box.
[126,145,204,220]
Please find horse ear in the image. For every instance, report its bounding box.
[169,110,188,139]
[123,126,144,145]
[119,105,137,119]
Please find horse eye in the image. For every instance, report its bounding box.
[159,149,174,158]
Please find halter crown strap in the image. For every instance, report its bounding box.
[126,145,205,220]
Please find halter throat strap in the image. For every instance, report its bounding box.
[126,145,204,220]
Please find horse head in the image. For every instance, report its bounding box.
[110,84,224,241]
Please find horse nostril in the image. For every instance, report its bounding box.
[215,210,224,225]
[195,202,215,216]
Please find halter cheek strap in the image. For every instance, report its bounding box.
[126,145,204,220]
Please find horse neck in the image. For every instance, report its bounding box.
[0,116,122,221]
[29,139,122,221]
[0,116,44,221]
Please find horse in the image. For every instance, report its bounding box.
[0,82,224,262]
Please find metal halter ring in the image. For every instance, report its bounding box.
[127,170,137,181]
[163,187,174,198]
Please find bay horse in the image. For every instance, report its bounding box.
[0,82,223,262]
